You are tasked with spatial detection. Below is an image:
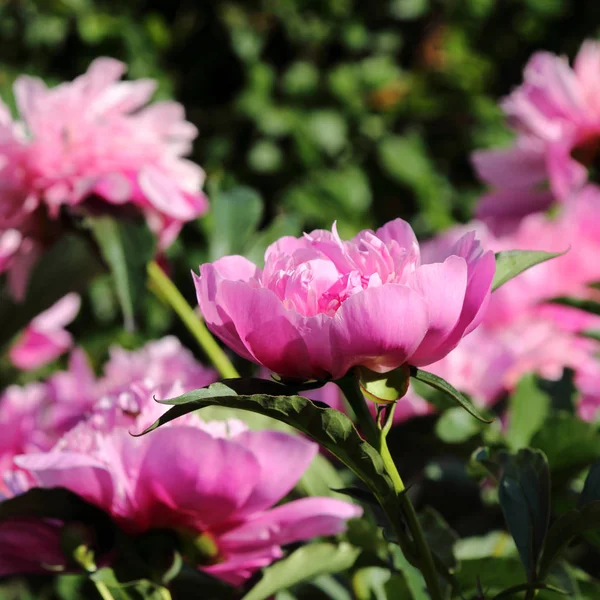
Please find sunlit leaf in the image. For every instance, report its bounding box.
[492,250,564,292]
[242,543,360,600]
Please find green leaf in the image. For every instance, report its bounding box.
[86,216,155,331]
[310,575,353,600]
[580,460,600,507]
[455,557,525,596]
[498,449,550,581]
[352,567,415,600]
[505,375,551,451]
[91,569,167,600]
[454,531,516,560]
[419,508,459,572]
[530,414,600,480]
[390,545,428,600]
[492,250,564,292]
[492,582,570,599]
[538,502,600,577]
[138,379,395,502]
[549,297,600,316]
[242,543,360,600]
[435,407,482,444]
[352,567,394,600]
[410,367,493,423]
[331,487,379,505]
[208,186,264,259]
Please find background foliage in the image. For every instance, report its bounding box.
[3,1,600,598]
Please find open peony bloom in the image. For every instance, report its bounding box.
[195,219,495,380]
[473,40,600,230]
[2,419,361,584]
[405,197,600,420]
[0,337,217,495]
[9,293,81,370]
[0,57,208,296]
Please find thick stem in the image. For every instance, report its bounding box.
[147,261,239,379]
[94,581,116,600]
[336,375,381,447]
[338,374,444,600]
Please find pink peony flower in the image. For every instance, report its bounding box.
[407,202,600,419]
[3,418,361,584]
[0,337,217,494]
[473,41,600,229]
[195,219,495,380]
[9,293,81,370]
[0,58,208,297]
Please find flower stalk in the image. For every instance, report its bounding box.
[147,260,239,379]
[338,374,444,600]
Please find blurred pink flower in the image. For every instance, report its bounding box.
[0,337,217,494]
[0,58,208,297]
[3,418,361,584]
[473,41,600,229]
[409,201,600,418]
[9,293,81,370]
[195,219,495,380]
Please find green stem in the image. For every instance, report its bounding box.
[338,374,444,600]
[336,375,381,447]
[94,581,116,600]
[147,261,239,379]
[159,587,173,600]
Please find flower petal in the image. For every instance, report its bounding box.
[331,284,429,377]
[235,430,317,515]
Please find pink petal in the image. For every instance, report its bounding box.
[374,218,420,254]
[9,328,72,371]
[235,431,317,515]
[32,293,81,330]
[219,280,334,379]
[331,284,429,377]
[14,451,114,511]
[9,293,81,371]
[0,519,64,576]
[546,141,588,199]
[135,427,261,530]
[475,189,554,235]
[408,256,469,364]
[220,497,362,550]
[13,76,48,128]
[0,229,22,271]
[202,546,282,586]
[472,145,548,189]
[194,261,260,364]
[139,167,203,220]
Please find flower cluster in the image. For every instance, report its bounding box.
[0,337,360,583]
[0,58,208,298]
[473,41,600,232]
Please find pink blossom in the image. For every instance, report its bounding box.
[0,58,208,296]
[0,338,217,494]
[3,419,361,584]
[409,205,600,417]
[9,293,81,370]
[473,41,600,229]
[195,219,495,380]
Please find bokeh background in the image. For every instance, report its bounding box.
[2,3,600,594]
[2,0,600,369]
[3,0,600,237]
